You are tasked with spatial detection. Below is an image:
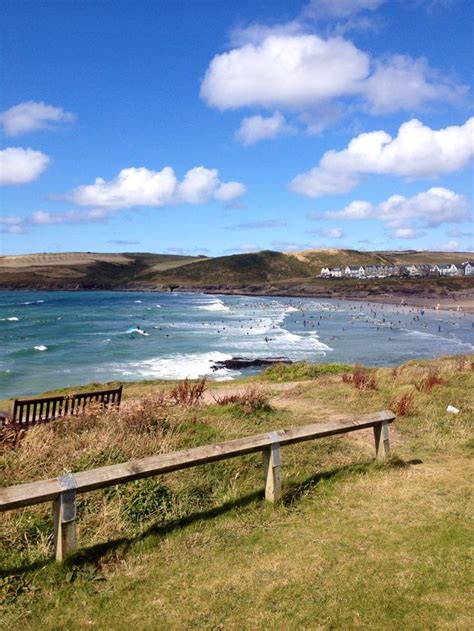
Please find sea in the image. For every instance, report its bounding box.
[1,290,473,399]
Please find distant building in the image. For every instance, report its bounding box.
[318,260,468,279]
[439,264,461,277]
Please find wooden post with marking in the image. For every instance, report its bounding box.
[373,421,391,460]
[263,432,282,502]
[53,474,77,562]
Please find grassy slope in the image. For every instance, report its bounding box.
[1,356,473,630]
[0,253,207,289]
[1,249,472,291]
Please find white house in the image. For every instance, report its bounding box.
[462,262,474,276]
[320,267,330,277]
[439,264,461,276]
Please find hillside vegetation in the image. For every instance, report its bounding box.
[1,355,473,629]
[0,252,207,290]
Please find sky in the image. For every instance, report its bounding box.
[1,0,473,257]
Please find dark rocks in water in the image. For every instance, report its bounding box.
[212,357,293,371]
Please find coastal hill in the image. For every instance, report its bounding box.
[0,249,473,306]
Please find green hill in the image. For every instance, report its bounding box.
[0,248,472,291]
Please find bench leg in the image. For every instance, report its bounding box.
[263,443,282,502]
[53,490,77,562]
[373,421,391,460]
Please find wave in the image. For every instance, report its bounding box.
[34,345,48,351]
[125,327,150,336]
[1,316,19,321]
[195,298,230,312]
[113,351,238,381]
[402,328,474,349]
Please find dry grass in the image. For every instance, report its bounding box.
[342,364,377,390]
[169,377,207,406]
[212,386,272,415]
[1,354,473,630]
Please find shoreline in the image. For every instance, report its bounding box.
[1,284,474,314]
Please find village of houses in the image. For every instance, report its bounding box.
[320,261,474,279]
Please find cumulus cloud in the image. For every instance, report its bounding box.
[325,187,470,236]
[201,26,466,137]
[235,112,294,145]
[70,166,246,209]
[364,55,465,113]
[0,147,50,185]
[226,219,287,230]
[0,101,75,136]
[201,34,369,111]
[290,118,474,196]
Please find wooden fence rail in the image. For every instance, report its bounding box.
[0,410,395,562]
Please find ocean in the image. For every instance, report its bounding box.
[1,290,473,399]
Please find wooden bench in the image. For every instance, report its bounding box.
[0,385,122,430]
[0,410,395,561]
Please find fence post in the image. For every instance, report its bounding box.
[263,432,282,502]
[373,421,391,460]
[53,474,77,562]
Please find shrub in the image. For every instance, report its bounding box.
[343,364,377,390]
[169,378,206,406]
[212,387,272,415]
[389,390,415,417]
[415,366,444,392]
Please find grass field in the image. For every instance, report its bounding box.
[1,355,473,630]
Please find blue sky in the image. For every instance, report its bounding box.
[1,0,473,256]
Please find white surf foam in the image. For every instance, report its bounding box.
[114,351,238,381]
[195,298,230,312]
[34,345,48,351]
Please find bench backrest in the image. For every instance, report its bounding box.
[11,386,122,428]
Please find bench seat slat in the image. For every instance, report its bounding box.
[0,410,394,511]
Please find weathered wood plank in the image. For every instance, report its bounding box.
[0,411,395,512]
[263,434,282,502]
[374,420,391,460]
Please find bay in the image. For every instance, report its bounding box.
[1,290,473,399]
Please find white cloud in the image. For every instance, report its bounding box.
[30,209,110,225]
[0,101,75,136]
[0,147,50,185]
[223,244,261,253]
[291,118,474,196]
[70,166,246,209]
[324,227,345,238]
[325,187,470,235]
[201,27,466,133]
[235,112,293,146]
[307,226,345,238]
[434,239,460,252]
[0,215,25,234]
[201,34,369,111]
[304,0,385,19]
[392,228,425,239]
[226,219,287,230]
[364,55,464,114]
